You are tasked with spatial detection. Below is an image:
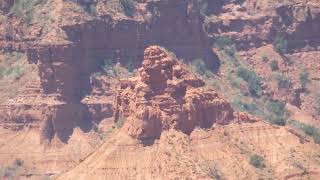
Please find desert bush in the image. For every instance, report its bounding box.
[96,59,133,79]
[10,0,47,24]
[237,67,262,96]
[303,125,318,136]
[273,35,287,53]
[92,123,107,140]
[299,69,309,89]
[269,60,279,71]
[266,100,286,126]
[120,0,135,17]
[12,66,24,79]
[266,100,285,116]
[126,60,136,73]
[269,116,286,126]
[261,54,269,62]
[14,159,23,167]
[215,36,232,50]
[250,154,265,168]
[10,0,24,17]
[228,74,242,89]
[69,0,96,14]
[223,46,236,57]
[207,78,221,90]
[0,65,24,79]
[275,74,291,89]
[0,158,26,178]
[290,120,320,144]
[192,59,208,76]
[207,164,221,180]
[198,0,209,15]
[116,116,127,129]
[232,99,261,116]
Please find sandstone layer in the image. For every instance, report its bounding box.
[0,0,219,143]
[114,46,234,140]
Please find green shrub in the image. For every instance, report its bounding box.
[207,164,221,180]
[71,0,97,14]
[303,125,317,136]
[273,35,288,53]
[14,159,23,167]
[269,60,279,71]
[97,59,133,78]
[250,154,265,168]
[192,59,208,76]
[261,55,269,62]
[215,36,232,50]
[299,69,309,89]
[116,116,127,129]
[266,100,287,126]
[223,46,236,57]
[267,100,285,117]
[126,60,135,73]
[12,66,24,79]
[92,123,107,140]
[302,124,320,144]
[120,0,135,17]
[275,74,291,89]
[0,157,26,178]
[198,0,209,15]
[232,99,261,116]
[269,116,286,126]
[237,67,262,96]
[10,0,24,17]
[10,0,47,24]
[228,74,242,88]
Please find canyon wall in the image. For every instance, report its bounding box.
[205,2,320,52]
[2,0,219,142]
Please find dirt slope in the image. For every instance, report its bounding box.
[57,121,320,180]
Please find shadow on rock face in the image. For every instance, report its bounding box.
[40,103,96,143]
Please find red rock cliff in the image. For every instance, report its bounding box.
[114,46,234,140]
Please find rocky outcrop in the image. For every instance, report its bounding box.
[205,1,320,52]
[114,46,234,140]
[6,0,219,142]
[26,0,218,94]
[277,3,320,52]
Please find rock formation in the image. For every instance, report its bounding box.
[0,0,220,143]
[114,46,234,140]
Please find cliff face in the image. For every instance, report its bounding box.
[1,0,218,142]
[277,3,320,52]
[205,1,320,52]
